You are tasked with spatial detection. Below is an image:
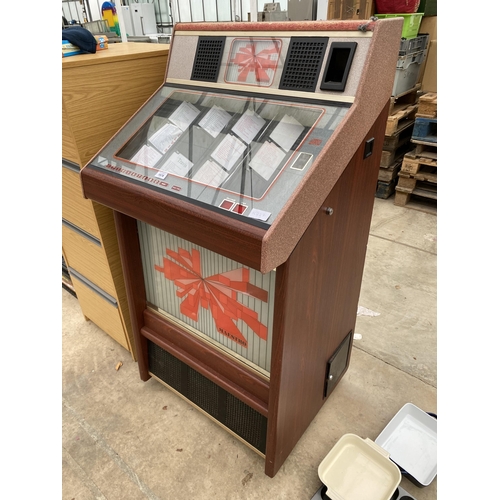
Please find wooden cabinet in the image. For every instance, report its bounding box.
[62,43,170,358]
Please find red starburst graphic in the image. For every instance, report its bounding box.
[155,247,269,348]
[230,42,280,84]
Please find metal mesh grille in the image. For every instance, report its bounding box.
[186,367,219,416]
[225,393,267,450]
[148,341,183,392]
[147,340,267,453]
[279,38,328,92]
[191,37,226,82]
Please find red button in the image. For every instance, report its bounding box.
[232,204,247,215]
[220,200,234,210]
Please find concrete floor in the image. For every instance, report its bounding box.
[62,197,437,500]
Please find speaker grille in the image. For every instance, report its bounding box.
[187,368,219,415]
[279,37,328,92]
[225,393,267,449]
[148,340,267,454]
[191,37,226,82]
[148,340,183,392]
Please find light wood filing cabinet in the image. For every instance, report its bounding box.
[62,43,170,358]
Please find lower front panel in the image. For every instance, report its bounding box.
[148,339,268,454]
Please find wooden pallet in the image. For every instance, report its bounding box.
[378,159,402,183]
[389,83,421,116]
[394,190,437,214]
[376,178,397,199]
[401,147,437,175]
[394,170,437,213]
[383,120,414,150]
[397,170,437,191]
[385,104,419,136]
[416,92,437,118]
[380,141,413,168]
[62,273,77,298]
[408,142,438,158]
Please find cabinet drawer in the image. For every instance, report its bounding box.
[62,223,116,297]
[69,268,130,351]
[62,164,100,239]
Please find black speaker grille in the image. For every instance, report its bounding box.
[225,393,267,448]
[279,37,328,92]
[148,339,183,392]
[147,340,267,454]
[191,37,226,82]
[187,367,219,416]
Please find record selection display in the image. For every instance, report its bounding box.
[94,87,349,226]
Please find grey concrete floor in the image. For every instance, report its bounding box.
[62,197,437,500]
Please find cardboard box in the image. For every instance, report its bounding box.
[94,35,108,51]
[327,0,375,20]
[420,39,437,92]
[418,15,437,40]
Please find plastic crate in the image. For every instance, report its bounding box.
[376,13,423,39]
[392,50,425,96]
[399,33,429,56]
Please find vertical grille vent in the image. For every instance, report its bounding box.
[148,340,267,454]
[279,37,328,92]
[191,37,226,82]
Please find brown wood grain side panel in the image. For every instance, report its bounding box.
[82,168,265,270]
[265,103,389,477]
[93,202,136,360]
[114,212,150,379]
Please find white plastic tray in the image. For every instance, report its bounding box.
[318,434,401,500]
[375,403,437,487]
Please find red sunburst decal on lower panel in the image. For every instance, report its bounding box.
[155,247,268,348]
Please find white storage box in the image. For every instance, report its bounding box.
[375,403,437,487]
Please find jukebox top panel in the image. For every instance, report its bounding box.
[167,26,373,101]
[88,85,349,227]
[81,19,404,272]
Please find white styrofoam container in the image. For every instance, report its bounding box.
[318,434,401,500]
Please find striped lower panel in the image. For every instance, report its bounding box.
[147,339,267,454]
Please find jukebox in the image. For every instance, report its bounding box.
[81,18,402,477]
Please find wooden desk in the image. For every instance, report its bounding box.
[62,43,169,358]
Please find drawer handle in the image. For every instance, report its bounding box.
[68,267,118,307]
[62,219,101,246]
[62,159,80,172]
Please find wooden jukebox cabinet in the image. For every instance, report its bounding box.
[81,19,402,477]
